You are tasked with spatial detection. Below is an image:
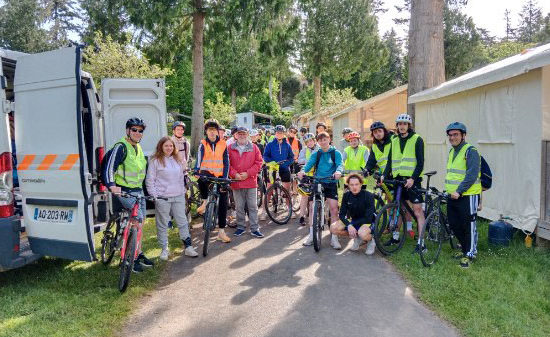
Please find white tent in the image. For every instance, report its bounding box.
[409,43,550,239]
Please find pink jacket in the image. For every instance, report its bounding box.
[228,141,263,190]
[145,156,185,198]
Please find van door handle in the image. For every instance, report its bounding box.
[85,173,93,185]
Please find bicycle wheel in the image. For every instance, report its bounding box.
[101,213,120,265]
[118,227,137,293]
[374,202,406,255]
[264,184,292,225]
[312,200,323,252]
[439,211,458,250]
[419,210,444,267]
[202,201,216,257]
[257,176,264,208]
[186,180,201,218]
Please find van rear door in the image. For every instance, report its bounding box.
[14,47,96,261]
[102,79,167,156]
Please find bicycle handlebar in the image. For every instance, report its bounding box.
[301,175,339,183]
[113,191,167,201]
[195,175,237,184]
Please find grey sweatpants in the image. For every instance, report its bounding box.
[233,188,259,232]
[154,195,190,249]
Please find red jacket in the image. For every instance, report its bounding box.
[228,141,263,189]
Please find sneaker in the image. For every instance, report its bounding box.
[460,257,470,268]
[408,230,415,239]
[366,239,376,255]
[384,238,400,246]
[138,253,154,267]
[132,262,144,273]
[453,251,464,260]
[217,230,232,243]
[330,235,341,250]
[234,228,245,236]
[411,244,426,255]
[299,216,306,226]
[159,248,169,261]
[251,230,265,238]
[184,246,199,257]
[303,235,314,246]
[350,237,362,251]
[168,220,174,229]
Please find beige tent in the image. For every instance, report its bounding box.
[330,85,408,150]
[409,43,550,240]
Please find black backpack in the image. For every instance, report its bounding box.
[99,142,127,186]
[313,148,336,174]
[480,156,492,190]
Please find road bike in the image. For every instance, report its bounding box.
[264,161,293,224]
[100,192,165,292]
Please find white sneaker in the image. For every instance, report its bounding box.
[350,237,362,251]
[260,212,267,221]
[303,235,314,246]
[330,235,341,250]
[184,246,199,257]
[160,248,169,261]
[366,239,376,255]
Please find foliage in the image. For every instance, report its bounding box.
[82,32,173,89]
[80,0,132,45]
[293,86,314,114]
[280,76,302,107]
[516,0,544,43]
[204,92,236,126]
[484,41,536,64]
[0,0,50,53]
[293,86,358,115]
[42,0,81,48]
[238,89,281,116]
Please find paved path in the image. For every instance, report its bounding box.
[123,220,460,337]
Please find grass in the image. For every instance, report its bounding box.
[387,220,550,337]
[0,219,185,337]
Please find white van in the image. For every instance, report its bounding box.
[0,47,167,271]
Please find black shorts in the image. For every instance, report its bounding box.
[272,166,291,183]
[309,182,338,201]
[400,179,424,204]
[290,163,301,175]
[346,223,375,232]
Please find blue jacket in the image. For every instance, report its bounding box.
[263,138,294,169]
[303,146,343,178]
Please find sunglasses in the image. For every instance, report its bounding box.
[130,128,144,133]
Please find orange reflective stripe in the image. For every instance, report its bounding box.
[59,154,79,170]
[17,155,36,171]
[37,154,57,171]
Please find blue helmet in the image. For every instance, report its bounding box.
[446,122,467,134]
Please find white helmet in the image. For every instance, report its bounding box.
[224,129,232,137]
[396,113,412,124]
[249,129,259,136]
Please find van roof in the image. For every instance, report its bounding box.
[0,48,29,61]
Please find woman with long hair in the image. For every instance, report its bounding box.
[146,136,198,260]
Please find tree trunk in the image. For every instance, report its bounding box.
[268,75,273,99]
[407,0,445,124]
[313,76,321,114]
[278,82,283,106]
[191,2,205,152]
[231,88,236,109]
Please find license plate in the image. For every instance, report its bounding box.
[33,207,75,223]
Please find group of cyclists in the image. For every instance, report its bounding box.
[104,111,482,274]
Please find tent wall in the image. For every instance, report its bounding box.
[416,69,542,232]
[332,114,350,152]
[359,91,408,137]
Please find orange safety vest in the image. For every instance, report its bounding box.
[289,137,300,161]
[200,139,227,177]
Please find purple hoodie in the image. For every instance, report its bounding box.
[145,156,186,198]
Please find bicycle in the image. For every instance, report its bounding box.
[289,165,302,213]
[184,171,201,220]
[100,192,165,293]
[196,175,234,257]
[418,187,458,267]
[264,161,293,224]
[300,175,338,252]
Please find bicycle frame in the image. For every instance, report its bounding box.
[119,199,143,262]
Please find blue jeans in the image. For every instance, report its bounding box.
[116,190,146,222]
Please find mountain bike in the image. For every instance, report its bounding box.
[264,161,293,224]
[184,171,201,220]
[197,175,234,257]
[301,176,338,252]
[101,191,165,292]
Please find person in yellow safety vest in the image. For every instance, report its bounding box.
[365,121,392,176]
[343,131,369,172]
[445,122,481,269]
[194,118,232,243]
[297,133,319,226]
[104,117,154,273]
[382,113,426,254]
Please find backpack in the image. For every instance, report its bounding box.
[314,149,336,175]
[480,156,492,190]
[99,142,127,186]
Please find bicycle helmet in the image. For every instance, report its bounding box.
[172,121,186,130]
[446,122,467,134]
[342,127,353,135]
[316,122,327,129]
[204,118,220,131]
[297,183,312,196]
[224,129,232,137]
[126,117,146,130]
[303,133,315,142]
[370,121,385,131]
[249,129,259,136]
[288,125,298,132]
[347,131,360,140]
[300,127,308,133]
[274,125,286,133]
[395,113,412,124]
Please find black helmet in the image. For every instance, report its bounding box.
[126,117,146,130]
[300,127,308,133]
[172,121,186,130]
[275,125,286,133]
[446,122,467,134]
[231,126,239,135]
[204,118,220,131]
[370,121,385,131]
[342,127,353,135]
[316,122,327,129]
